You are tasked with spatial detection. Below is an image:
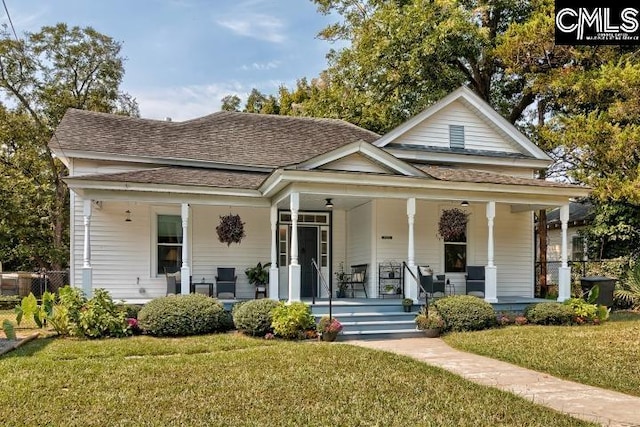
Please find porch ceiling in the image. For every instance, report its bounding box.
[276,193,372,211]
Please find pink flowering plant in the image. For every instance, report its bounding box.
[318,316,343,334]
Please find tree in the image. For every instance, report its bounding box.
[220,94,241,112]
[0,23,138,270]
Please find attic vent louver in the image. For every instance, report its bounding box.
[449,124,465,149]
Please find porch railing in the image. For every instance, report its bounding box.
[402,262,430,313]
[311,258,332,321]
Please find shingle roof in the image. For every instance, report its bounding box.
[415,165,582,189]
[51,109,380,168]
[70,167,269,190]
[547,201,594,225]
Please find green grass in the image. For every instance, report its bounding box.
[0,334,595,426]
[444,311,640,397]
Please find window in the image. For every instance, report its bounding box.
[157,215,182,274]
[279,227,288,267]
[449,124,465,149]
[444,229,467,273]
[572,236,585,261]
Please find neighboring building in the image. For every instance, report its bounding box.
[50,86,589,303]
[546,201,594,262]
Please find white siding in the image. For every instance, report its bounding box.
[72,159,157,176]
[320,153,393,174]
[331,209,347,292]
[347,202,372,293]
[72,200,271,300]
[397,101,520,154]
[372,200,534,297]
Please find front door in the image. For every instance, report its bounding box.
[298,226,318,298]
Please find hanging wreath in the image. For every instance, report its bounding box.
[438,208,469,241]
[216,214,246,246]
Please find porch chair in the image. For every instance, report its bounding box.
[164,267,181,295]
[417,267,446,298]
[344,264,368,298]
[215,268,237,298]
[465,266,485,297]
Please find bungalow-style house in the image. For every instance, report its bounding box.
[51,86,589,306]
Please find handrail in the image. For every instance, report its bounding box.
[403,261,429,313]
[311,258,333,320]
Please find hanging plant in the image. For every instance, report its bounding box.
[438,208,469,241]
[216,214,246,246]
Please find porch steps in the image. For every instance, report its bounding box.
[310,300,423,340]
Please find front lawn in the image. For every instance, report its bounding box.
[0,334,595,426]
[444,311,640,397]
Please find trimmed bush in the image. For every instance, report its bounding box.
[120,304,143,319]
[271,302,315,339]
[434,295,496,332]
[232,298,279,337]
[138,294,224,336]
[525,302,574,325]
[219,310,235,332]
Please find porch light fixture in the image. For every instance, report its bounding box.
[325,198,334,209]
[125,210,132,222]
[460,201,469,207]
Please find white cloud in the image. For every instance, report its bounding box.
[240,60,281,71]
[216,14,285,43]
[133,83,245,121]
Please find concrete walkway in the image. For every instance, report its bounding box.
[350,337,640,427]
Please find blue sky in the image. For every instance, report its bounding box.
[7,0,339,120]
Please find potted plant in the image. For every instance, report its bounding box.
[384,284,396,295]
[415,307,445,338]
[318,315,343,342]
[335,262,348,298]
[438,208,469,241]
[402,298,413,313]
[245,262,271,292]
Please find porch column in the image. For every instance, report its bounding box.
[269,205,279,300]
[82,199,93,297]
[557,203,571,302]
[180,203,191,295]
[288,193,301,302]
[484,201,498,303]
[405,198,418,301]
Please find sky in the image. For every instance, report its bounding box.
[6,0,340,120]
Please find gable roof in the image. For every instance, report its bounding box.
[291,140,428,177]
[374,86,551,161]
[51,109,380,169]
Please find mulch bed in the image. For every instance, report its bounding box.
[0,333,39,357]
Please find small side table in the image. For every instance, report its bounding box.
[445,280,456,296]
[192,282,214,297]
[255,285,267,299]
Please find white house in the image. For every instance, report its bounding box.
[51,86,589,304]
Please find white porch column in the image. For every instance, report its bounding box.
[269,205,279,300]
[558,203,572,302]
[288,193,301,302]
[180,203,191,295]
[82,199,93,297]
[405,198,418,301]
[484,201,498,303]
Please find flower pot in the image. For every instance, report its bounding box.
[322,331,338,342]
[422,328,440,338]
[336,289,346,298]
[403,305,412,313]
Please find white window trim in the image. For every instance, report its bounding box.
[150,205,191,278]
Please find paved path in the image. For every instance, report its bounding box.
[349,337,640,427]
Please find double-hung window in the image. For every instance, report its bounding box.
[157,215,182,274]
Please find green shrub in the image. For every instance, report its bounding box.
[138,294,224,337]
[76,289,130,338]
[271,302,315,339]
[120,304,143,319]
[563,298,609,323]
[219,310,235,332]
[525,302,574,325]
[232,298,279,337]
[434,295,496,332]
